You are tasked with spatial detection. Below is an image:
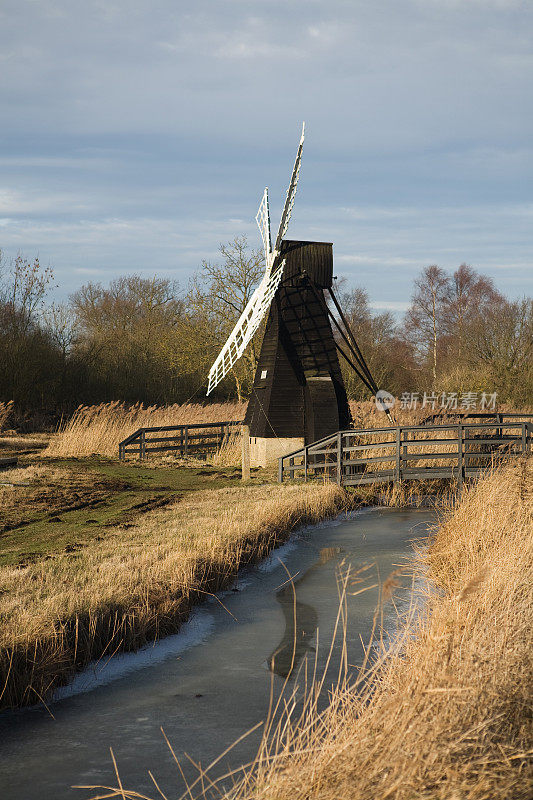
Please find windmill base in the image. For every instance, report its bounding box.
[249,436,304,468]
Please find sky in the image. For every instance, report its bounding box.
[0,0,532,315]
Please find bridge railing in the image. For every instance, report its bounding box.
[279,418,533,488]
[118,420,242,461]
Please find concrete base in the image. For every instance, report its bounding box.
[249,436,304,468]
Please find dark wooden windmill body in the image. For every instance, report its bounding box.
[207,125,389,466]
[244,240,351,446]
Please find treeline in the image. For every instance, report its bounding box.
[338,264,533,407]
[0,239,531,427]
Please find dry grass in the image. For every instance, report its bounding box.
[0,480,351,710]
[195,458,530,800]
[349,399,427,427]
[43,401,247,458]
[0,464,57,513]
[0,400,14,432]
[42,400,430,461]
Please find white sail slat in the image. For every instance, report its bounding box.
[255,187,273,273]
[273,122,305,256]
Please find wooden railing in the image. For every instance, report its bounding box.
[118,420,242,461]
[279,417,533,489]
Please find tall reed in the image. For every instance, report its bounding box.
[215,458,532,800]
[44,401,247,458]
[0,400,14,432]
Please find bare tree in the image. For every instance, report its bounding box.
[442,264,503,360]
[466,297,533,404]
[70,275,187,403]
[405,265,449,388]
[188,236,264,399]
[0,254,55,335]
[339,286,416,398]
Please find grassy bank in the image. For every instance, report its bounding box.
[0,477,351,710]
[196,457,530,800]
[0,458,251,567]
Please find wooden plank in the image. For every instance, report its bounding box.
[402,467,455,477]
[143,420,241,433]
[119,429,143,446]
[307,447,340,457]
[401,451,458,461]
[342,455,396,466]
[401,438,459,447]
[342,441,396,452]
[145,434,224,445]
[143,443,224,453]
[343,475,393,486]
[463,436,520,445]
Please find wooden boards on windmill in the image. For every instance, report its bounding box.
[279,240,333,288]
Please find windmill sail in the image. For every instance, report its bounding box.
[273,122,305,255]
[256,188,273,271]
[206,262,284,395]
[206,123,305,395]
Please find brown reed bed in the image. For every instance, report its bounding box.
[0,481,352,711]
[43,401,247,459]
[42,400,429,461]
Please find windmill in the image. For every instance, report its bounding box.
[207,124,391,466]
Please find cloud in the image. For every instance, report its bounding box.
[0,0,531,305]
[370,301,411,312]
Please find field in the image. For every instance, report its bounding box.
[0,399,435,710]
[1,397,530,769]
[0,459,247,568]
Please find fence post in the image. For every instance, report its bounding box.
[395,427,402,483]
[304,445,308,482]
[521,422,527,454]
[241,424,251,482]
[278,456,284,483]
[140,429,146,461]
[119,443,124,461]
[457,423,463,497]
[184,427,189,458]
[336,431,343,485]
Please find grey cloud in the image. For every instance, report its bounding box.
[0,0,531,306]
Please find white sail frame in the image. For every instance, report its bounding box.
[273,122,305,256]
[256,187,273,272]
[206,262,284,395]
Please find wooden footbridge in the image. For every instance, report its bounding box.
[278,413,532,490]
